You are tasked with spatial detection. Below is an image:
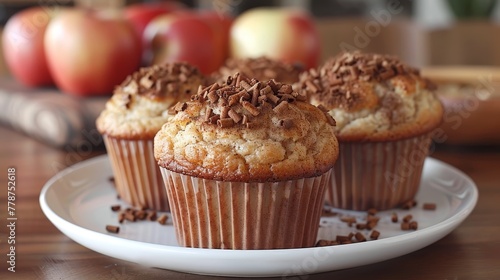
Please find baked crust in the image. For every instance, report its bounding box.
[96,63,206,140]
[154,74,339,182]
[297,52,443,142]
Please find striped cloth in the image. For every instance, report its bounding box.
[0,77,107,148]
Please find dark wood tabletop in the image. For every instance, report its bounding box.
[1,124,499,280]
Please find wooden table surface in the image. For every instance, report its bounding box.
[0,124,499,280]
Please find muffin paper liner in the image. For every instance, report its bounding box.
[160,168,332,249]
[326,134,432,211]
[103,135,169,211]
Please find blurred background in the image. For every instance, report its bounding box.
[2,0,500,71]
[1,0,500,148]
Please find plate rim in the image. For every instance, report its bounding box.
[39,155,478,277]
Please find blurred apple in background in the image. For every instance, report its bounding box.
[198,11,233,73]
[44,8,141,96]
[143,11,230,74]
[2,7,54,87]
[230,8,320,69]
[123,1,186,58]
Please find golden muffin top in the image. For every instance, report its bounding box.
[297,52,443,142]
[96,62,206,139]
[154,73,339,182]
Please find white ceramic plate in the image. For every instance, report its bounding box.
[40,155,478,278]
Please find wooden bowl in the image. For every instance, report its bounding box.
[421,67,500,145]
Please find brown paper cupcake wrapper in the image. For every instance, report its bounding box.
[103,135,169,211]
[160,168,331,250]
[326,134,432,211]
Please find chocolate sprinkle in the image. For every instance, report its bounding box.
[298,51,430,111]
[118,62,204,106]
[180,73,336,128]
[106,225,120,233]
[215,57,303,85]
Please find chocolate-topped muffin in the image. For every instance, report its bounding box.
[96,62,205,211]
[155,73,338,249]
[212,56,303,85]
[298,52,443,210]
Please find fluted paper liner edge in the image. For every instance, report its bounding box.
[160,168,331,249]
[326,134,432,211]
[103,135,169,211]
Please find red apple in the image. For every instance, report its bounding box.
[123,1,186,50]
[44,9,141,96]
[2,7,54,87]
[198,11,233,71]
[143,12,222,74]
[230,8,320,69]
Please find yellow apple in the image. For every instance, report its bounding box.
[230,8,320,69]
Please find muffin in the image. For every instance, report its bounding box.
[212,56,303,85]
[96,62,206,211]
[298,51,443,211]
[154,73,339,249]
